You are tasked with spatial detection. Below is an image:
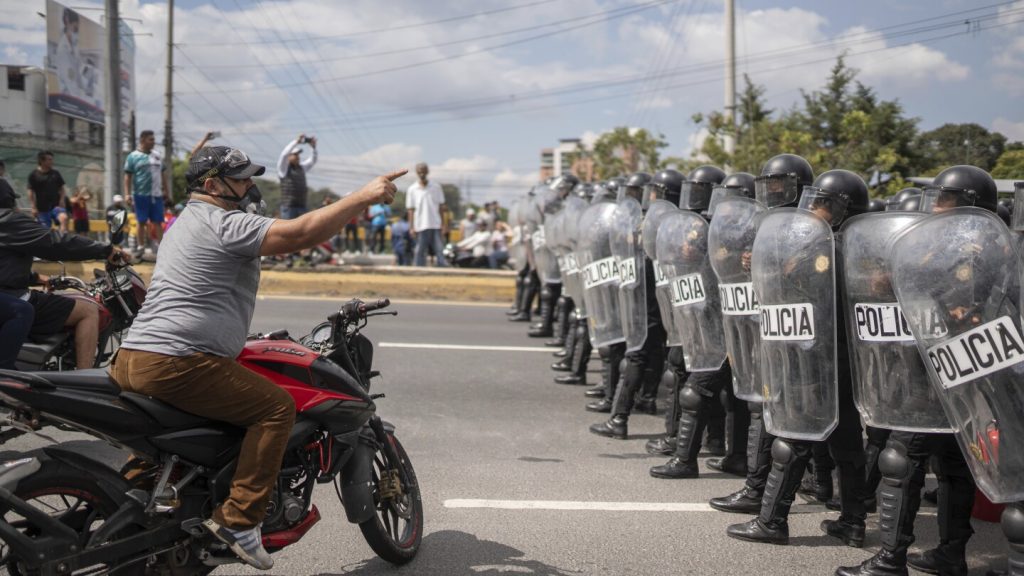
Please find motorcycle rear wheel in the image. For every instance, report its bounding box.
[358,434,423,565]
[0,451,147,576]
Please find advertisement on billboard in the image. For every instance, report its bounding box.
[45,0,135,127]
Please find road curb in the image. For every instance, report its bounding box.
[36,261,514,303]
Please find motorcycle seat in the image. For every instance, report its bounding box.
[119,392,224,430]
[23,369,121,395]
[18,333,68,366]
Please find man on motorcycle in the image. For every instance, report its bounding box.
[0,179,124,369]
[110,146,404,570]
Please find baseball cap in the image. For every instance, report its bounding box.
[466,207,476,216]
[186,146,265,189]
[112,194,124,203]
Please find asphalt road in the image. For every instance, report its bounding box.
[6,297,1010,575]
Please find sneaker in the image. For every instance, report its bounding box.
[202,518,274,570]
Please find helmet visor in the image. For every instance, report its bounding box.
[548,175,576,197]
[679,181,714,211]
[706,185,746,217]
[622,184,644,204]
[1012,183,1024,231]
[797,186,849,227]
[754,173,801,208]
[641,182,663,211]
[919,185,977,214]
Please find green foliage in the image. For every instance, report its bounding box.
[587,127,669,179]
[992,150,1024,179]
[692,56,924,188]
[915,123,1007,173]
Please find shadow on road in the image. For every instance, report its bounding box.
[323,530,581,575]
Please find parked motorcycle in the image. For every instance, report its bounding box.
[0,296,421,574]
[15,210,145,371]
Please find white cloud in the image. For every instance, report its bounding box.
[993,117,1024,142]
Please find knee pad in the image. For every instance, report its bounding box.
[1003,504,1024,543]
[877,444,910,480]
[771,439,796,466]
[679,386,703,412]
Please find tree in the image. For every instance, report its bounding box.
[587,127,668,179]
[992,149,1024,179]
[915,123,1007,173]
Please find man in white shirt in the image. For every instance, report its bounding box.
[406,162,448,267]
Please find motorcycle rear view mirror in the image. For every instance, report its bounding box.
[108,209,127,245]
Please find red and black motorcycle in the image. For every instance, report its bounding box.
[0,297,422,574]
[16,209,146,371]
[14,259,147,371]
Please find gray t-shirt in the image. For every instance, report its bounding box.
[121,200,274,358]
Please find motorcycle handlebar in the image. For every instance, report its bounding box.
[330,297,392,323]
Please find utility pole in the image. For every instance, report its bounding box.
[723,0,736,160]
[103,0,121,207]
[163,0,174,163]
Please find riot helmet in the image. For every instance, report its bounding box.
[889,192,922,212]
[621,172,651,204]
[797,169,868,228]
[754,154,814,208]
[998,203,1012,226]
[867,198,886,212]
[549,174,580,199]
[644,169,684,208]
[605,176,626,196]
[591,182,617,204]
[679,165,726,212]
[574,182,595,201]
[885,187,921,211]
[919,165,997,214]
[1012,182,1024,231]
[706,172,756,218]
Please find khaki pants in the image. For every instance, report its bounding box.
[111,348,296,528]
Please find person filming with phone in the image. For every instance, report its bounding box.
[277,133,318,220]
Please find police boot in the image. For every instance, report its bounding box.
[585,345,610,398]
[545,296,571,347]
[839,442,918,576]
[663,358,685,439]
[703,414,726,456]
[726,439,806,545]
[570,319,591,379]
[589,414,627,439]
[707,455,747,476]
[710,487,764,515]
[996,503,1024,576]
[507,273,525,315]
[528,283,558,337]
[821,462,867,548]
[610,357,644,417]
[907,475,974,576]
[800,443,835,503]
[835,550,909,576]
[509,274,537,322]
[588,353,625,411]
[645,436,676,455]
[710,396,750,476]
[551,315,577,373]
[650,386,704,479]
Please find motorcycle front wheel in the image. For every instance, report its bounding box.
[358,434,422,565]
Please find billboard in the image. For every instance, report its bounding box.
[45,0,135,127]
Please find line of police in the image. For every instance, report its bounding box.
[503,154,1024,576]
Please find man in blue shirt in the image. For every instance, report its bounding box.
[123,130,170,258]
[369,202,391,253]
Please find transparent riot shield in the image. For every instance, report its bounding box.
[532,193,561,284]
[841,212,951,433]
[752,208,838,441]
[890,208,1024,503]
[708,196,764,401]
[508,198,528,271]
[578,201,625,347]
[610,197,648,352]
[553,195,587,316]
[657,210,727,371]
[642,200,682,347]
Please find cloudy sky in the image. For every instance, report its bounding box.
[2,0,1022,202]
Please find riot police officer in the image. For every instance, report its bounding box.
[708,154,815,516]
[528,175,578,338]
[589,171,676,437]
[648,165,751,479]
[837,166,999,576]
[727,168,869,548]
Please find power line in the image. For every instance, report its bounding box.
[179,0,678,94]
[183,0,566,47]
[210,5,1023,136]
[184,1,685,69]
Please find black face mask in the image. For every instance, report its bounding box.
[202,179,266,216]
